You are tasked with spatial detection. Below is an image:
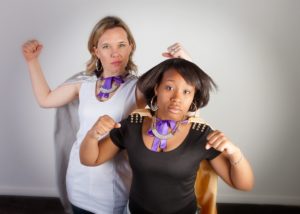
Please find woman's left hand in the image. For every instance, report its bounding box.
[206,130,239,157]
[162,42,192,61]
[207,130,254,191]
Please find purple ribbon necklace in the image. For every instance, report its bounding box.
[148,116,188,152]
[97,76,124,99]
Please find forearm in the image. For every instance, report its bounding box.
[228,150,254,191]
[80,130,101,166]
[27,59,52,107]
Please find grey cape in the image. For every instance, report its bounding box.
[54,71,96,213]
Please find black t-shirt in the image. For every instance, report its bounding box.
[110,115,220,214]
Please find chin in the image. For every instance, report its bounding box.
[166,112,185,121]
[157,109,186,121]
[108,68,125,75]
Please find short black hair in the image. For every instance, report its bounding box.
[137,58,217,109]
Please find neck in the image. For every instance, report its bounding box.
[155,112,187,122]
[102,70,127,78]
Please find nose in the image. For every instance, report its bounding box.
[170,90,182,103]
[111,47,121,58]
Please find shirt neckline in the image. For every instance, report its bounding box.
[138,118,193,154]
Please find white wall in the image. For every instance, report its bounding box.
[1,0,299,205]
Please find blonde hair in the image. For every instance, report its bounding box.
[86,16,137,75]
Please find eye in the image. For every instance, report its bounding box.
[183,90,191,95]
[165,85,174,91]
[102,44,109,49]
[119,43,127,48]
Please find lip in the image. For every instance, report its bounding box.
[168,105,182,114]
[111,61,122,66]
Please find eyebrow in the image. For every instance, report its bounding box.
[164,79,194,88]
[164,79,175,82]
[100,40,128,44]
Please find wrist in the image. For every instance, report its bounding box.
[27,58,39,64]
[228,149,243,166]
[87,130,100,141]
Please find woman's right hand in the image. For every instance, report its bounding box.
[22,40,43,62]
[87,115,121,140]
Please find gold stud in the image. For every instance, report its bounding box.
[192,123,196,129]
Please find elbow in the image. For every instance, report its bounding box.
[80,161,95,167]
[37,99,52,108]
[37,94,57,108]
[234,178,255,192]
[79,150,101,167]
[79,151,92,166]
[238,183,254,192]
[79,156,97,167]
[246,179,255,191]
[38,103,51,108]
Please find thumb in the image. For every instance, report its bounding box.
[162,52,173,58]
[205,143,211,150]
[36,44,43,52]
[114,123,121,128]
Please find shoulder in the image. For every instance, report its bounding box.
[125,74,138,84]
[127,73,138,80]
[118,74,138,95]
[60,71,96,93]
[191,122,210,133]
[189,117,213,137]
[127,108,152,124]
[63,71,97,85]
[130,109,152,117]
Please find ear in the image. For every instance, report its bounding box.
[154,84,158,95]
[93,46,99,57]
[129,43,133,54]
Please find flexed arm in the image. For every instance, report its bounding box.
[207,130,254,191]
[22,40,80,108]
[80,115,121,166]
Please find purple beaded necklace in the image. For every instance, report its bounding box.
[148,116,188,152]
[97,76,124,99]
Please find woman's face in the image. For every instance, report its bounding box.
[155,69,195,121]
[94,27,132,77]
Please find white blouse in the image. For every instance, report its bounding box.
[66,75,137,213]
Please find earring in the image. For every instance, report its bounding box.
[150,96,158,111]
[96,58,102,72]
[188,102,198,112]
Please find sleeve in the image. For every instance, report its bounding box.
[109,117,129,150]
[203,125,221,161]
[205,147,221,161]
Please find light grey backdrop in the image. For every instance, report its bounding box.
[1,0,299,205]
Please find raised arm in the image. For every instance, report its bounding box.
[206,130,254,191]
[80,115,121,166]
[22,40,80,108]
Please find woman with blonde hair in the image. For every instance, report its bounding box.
[22,16,190,213]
